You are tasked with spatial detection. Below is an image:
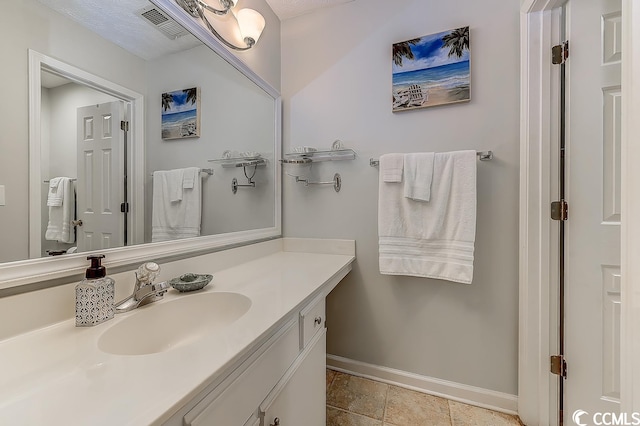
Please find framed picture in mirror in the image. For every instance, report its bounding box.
[161,87,201,139]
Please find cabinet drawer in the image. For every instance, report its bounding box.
[184,319,299,426]
[299,295,325,349]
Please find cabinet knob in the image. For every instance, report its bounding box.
[271,418,280,426]
[314,316,322,326]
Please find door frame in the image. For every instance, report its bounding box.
[28,50,145,257]
[519,0,640,424]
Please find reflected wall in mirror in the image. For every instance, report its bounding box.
[0,0,278,265]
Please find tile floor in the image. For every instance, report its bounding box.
[326,369,524,426]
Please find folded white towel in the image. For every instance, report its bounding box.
[380,153,404,183]
[152,168,201,242]
[378,150,477,284]
[403,152,435,202]
[162,169,185,203]
[45,177,75,243]
[182,167,198,189]
[47,177,64,207]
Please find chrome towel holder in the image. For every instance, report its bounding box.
[369,151,493,167]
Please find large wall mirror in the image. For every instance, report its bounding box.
[0,0,281,290]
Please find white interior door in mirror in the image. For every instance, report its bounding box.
[76,101,126,251]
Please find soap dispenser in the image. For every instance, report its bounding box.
[75,255,115,327]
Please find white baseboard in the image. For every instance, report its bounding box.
[327,354,518,415]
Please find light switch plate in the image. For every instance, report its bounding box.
[0,185,5,206]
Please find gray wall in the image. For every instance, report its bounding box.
[281,0,521,394]
[145,45,276,239]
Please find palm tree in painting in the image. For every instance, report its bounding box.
[441,26,469,58]
[183,88,198,105]
[162,93,174,111]
[393,38,421,66]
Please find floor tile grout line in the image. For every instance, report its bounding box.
[327,369,337,391]
[447,398,455,426]
[327,404,385,423]
[382,383,390,424]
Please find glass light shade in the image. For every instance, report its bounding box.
[236,8,265,45]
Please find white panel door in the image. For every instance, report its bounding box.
[76,101,125,252]
[565,0,622,419]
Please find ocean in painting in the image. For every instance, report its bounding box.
[161,109,198,139]
[393,60,470,90]
[392,60,470,110]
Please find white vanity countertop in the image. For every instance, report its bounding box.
[0,242,355,425]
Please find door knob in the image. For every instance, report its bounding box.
[71,219,83,227]
[270,418,280,426]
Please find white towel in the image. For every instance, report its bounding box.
[45,177,75,243]
[378,150,477,284]
[46,177,64,206]
[165,168,185,202]
[403,152,435,202]
[152,167,201,242]
[182,167,198,189]
[380,153,404,183]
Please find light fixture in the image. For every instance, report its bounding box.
[176,0,265,51]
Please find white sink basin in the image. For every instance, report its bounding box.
[98,292,251,356]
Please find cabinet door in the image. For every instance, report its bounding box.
[244,414,260,426]
[260,329,326,426]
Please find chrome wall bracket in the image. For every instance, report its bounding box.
[294,173,341,192]
[231,163,258,194]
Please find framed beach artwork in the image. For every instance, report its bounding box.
[392,26,470,112]
[161,87,201,139]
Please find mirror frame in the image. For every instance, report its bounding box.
[0,0,282,291]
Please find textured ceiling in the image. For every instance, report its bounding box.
[264,0,355,20]
[36,0,201,61]
[37,0,356,59]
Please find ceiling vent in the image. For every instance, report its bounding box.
[137,5,189,40]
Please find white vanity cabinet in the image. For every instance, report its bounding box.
[260,330,326,426]
[172,293,328,426]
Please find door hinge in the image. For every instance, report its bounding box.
[120,120,129,132]
[551,355,567,377]
[120,202,129,213]
[551,200,568,221]
[552,41,569,65]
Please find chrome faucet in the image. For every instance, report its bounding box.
[115,262,171,313]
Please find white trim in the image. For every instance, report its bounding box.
[620,0,640,414]
[519,1,564,425]
[327,354,518,415]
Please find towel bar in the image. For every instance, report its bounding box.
[369,151,493,167]
[150,168,214,177]
[44,178,77,183]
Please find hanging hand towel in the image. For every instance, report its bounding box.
[403,152,435,202]
[45,177,76,243]
[152,167,201,242]
[378,150,477,284]
[46,177,64,207]
[380,153,404,183]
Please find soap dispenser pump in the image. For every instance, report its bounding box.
[75,255,115,327]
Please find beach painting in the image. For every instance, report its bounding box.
[161,87,201,139]
[392,27,470,111]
